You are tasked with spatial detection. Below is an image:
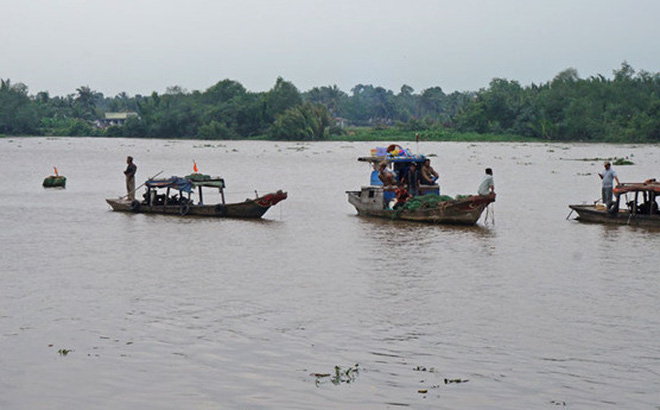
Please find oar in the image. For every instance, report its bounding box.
[120,170,163,199]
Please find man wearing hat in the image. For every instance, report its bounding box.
[598,161,620,206]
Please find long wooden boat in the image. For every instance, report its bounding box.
[106,173,287,219]
[346,146,495,225]
[347,187,495,224]
[568,179,660,227]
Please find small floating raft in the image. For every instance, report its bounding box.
[43,175,66,188]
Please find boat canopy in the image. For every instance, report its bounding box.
[146,176,194,193]
[358,155,426,164]
[614,180,660,195]
[190,179,225,189]
[358,144,426,164]
[144,173,226,192]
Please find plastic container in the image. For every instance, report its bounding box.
[383,190,396,203]
[370,170,382,185]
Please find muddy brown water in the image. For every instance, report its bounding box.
[1,137,659,409]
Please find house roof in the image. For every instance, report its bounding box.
[104,112,137,120]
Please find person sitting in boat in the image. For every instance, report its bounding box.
[394,182,411,210]
[378,161,396,187]
[637,199,659,215]
[478,168,495,196]
[171,194,190,205]
[402,162,420,196]
[420,158,439,185]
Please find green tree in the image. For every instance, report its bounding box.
[303,85,347,117]
[265,77,302,122]
[269,102,333,140]
[75,85,100,120]
[0,79,39,135]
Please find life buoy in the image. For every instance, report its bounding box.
[180,203,190,216]
[130,200,141,212]
[215,204,227,216]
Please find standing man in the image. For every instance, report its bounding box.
[598,161,620,206]
[403,162,420,197]
[478,168,495,196]
[124,156,137,200]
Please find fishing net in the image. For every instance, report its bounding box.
[42,176,66,187]
[186,173,212,181]
[403,194,454,211]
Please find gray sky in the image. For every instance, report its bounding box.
[2,0,659,97]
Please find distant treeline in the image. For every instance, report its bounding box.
[1,62,659,142]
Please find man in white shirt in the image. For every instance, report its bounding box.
[478,168,495,196]
[598,161,620,205]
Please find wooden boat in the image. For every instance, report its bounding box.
[43,175,66,188]
[346,147,495,225]
[106,173,287,219]
[568,179,660,227]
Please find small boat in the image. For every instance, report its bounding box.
[43,166,66,188]
[346,146,495,225]
[43,175,66,188]
[568,179,660,227]
[106,173,287,218]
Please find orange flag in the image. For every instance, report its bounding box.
[54,166,59,176]
[193,161,198,173]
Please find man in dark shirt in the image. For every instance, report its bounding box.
[124,156,137,200]
[403,162,420,197]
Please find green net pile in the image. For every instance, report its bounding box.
[186,173,212,181]
[42,176,66,187]
[402,194,454,210]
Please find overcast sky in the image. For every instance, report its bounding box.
[2,0,659,97]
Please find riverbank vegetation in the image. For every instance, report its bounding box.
[1,62,658,142]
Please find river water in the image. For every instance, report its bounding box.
[1,137,659,409]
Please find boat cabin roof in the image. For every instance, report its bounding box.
[614,180,660,195]
[357,154,426,164]
[145,173,225,193]
[146,176,193,192]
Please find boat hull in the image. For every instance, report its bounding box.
[569,204,660,228]
[347,188,495,225]
[106,191,287,219]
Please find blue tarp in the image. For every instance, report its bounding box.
[145,176,194,193]
[358,154,426,164]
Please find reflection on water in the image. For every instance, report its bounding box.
[1,138,659,408]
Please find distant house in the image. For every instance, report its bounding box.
[334,117,348,128]
[98,112,138,128]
